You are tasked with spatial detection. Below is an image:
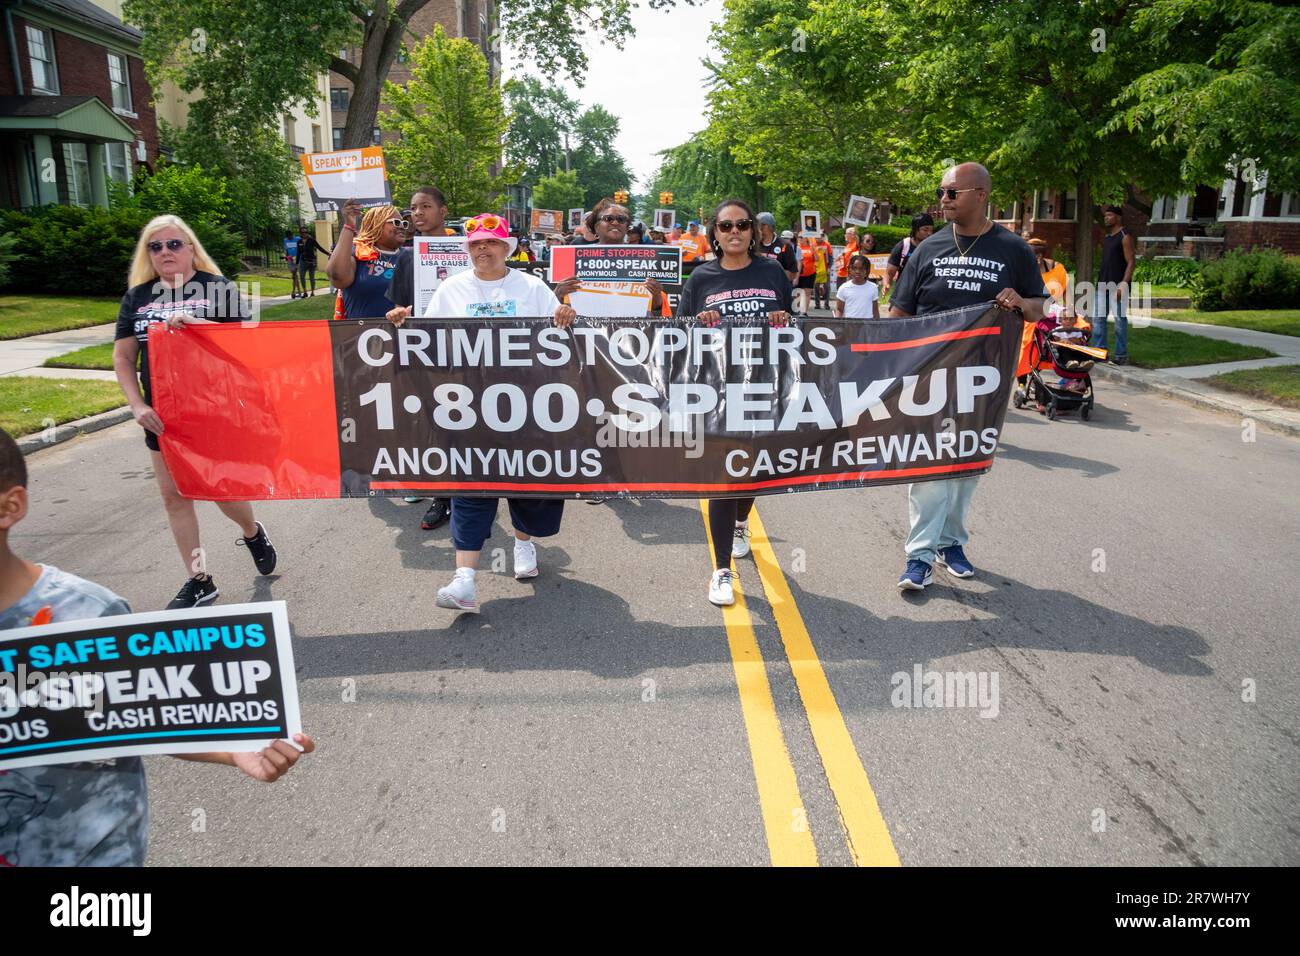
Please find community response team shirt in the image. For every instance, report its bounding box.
[676,256,794,320]
[0,566,148,867]
[889,222,1048,316]
[114,271,248,404]
[423,267,560,318]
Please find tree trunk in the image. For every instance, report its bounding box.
[339,14,406,149]
[1074,178,1094,297]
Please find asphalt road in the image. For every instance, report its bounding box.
[15,381,1299,866]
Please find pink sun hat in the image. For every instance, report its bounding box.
[464,213,517,255]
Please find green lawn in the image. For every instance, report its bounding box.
[239,271,300,298]
[1126,326,1274,369]
[1206,365,1300,409]
[44,342,116,370]
[255,293,337,321]
[0,376,126,437]
[1155,309,1300,338]
[0,294,121,339]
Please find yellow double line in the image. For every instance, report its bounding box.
[701,502,900,867]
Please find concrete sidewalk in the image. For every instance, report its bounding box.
[1135,315,1300,378]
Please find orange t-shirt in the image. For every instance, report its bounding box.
[836,239,859,278]
[676,232,709,262]
[800,238,831,277]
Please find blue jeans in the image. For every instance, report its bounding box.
[1090,285,1128,357]
[905,476,979,565]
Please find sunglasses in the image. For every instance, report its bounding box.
[598,214,630,224]
[464,215,503,233]
[385,217,411,229]
[936,187,982,201]
[715,218,753,233]
[147,238,187,253]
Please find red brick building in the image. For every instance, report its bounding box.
[0,0,158,209]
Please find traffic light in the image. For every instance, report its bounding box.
[659,192,673,206]
[614,190,629,204]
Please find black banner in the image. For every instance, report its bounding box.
[0,602,301,769]
[330,303,1021,498]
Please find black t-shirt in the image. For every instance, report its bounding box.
[386,246,416,308]
[888,237,918,276]
[114,271,248,403]
[297,235,328,264]
[759,237,797,275]
[676,256,794,319]
[889,223,1047,316]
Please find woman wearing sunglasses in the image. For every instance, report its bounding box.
[676,198,794,607]
[403,214,577,614]
[327,199,406,320]
[553,199,668,317]
[112,215,277,609]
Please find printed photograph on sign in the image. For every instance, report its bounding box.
[531,208,564,234]
[654,208,675,232]
[844,196,875,227]
[568,207,585,229]
[299,146,392,213]
[413,235,471,314]
[801,210,822,236]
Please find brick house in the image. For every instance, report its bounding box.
[0,0,158,209]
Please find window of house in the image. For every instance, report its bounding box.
[1035,191,1054,219]
[108,52,132,113]
[1262,189,1284,218]
[312,124,322,153]
[332,127,343,150]
[62,142,91,207]
[1060,188,1077,220]
[27,25,58,94]
[330,88,349,112]
[283,115,295,146]
[104,141,131,186]
[1190,185,1218,220]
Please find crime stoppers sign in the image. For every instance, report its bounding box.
[0,603,301,770]
[548,244,683,284]
[149,304,1022,501]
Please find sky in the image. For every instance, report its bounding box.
[500,0,723,191]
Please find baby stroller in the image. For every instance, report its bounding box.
[1012,320,1104,420]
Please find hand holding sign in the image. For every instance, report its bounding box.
[554,304,577,328]
[230,732,315,782]
[386,305,412,327]
[341,198,363,232]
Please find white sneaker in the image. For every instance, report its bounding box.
[513,537,538,579]
[709,569,735,606]
[731,522,751,559]
[436,568,479,613]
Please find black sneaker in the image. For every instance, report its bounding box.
[420,499,450,531]
[1113,355,1129,366]
[238,521,277,575]
[167,574,218,609]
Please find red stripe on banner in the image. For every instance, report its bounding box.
[850,326,1001,352]
[151,321,341,500]
[371,459,992,493]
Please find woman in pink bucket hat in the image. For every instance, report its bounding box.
[388,213,577,614]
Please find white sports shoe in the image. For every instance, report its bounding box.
[731,523,751,559]
[436,568,479,613]
[709,569,735,607]
[513,537,538,579]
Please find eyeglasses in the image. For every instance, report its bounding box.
[385,217,411,230]
[147,238,187,253]
[464,215,502,233]
[936,187,982,201]
[715,219,753,233]
[599,214,630,224]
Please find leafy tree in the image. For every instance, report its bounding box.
[647,127,767,225]
[1106,0,1300,194]
[380,27,509,213]
[504,77,579,184]
[532,169,585,212]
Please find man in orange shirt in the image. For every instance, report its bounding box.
[676,220,710,263]
[797,232,832,313]
[836,226,859,283]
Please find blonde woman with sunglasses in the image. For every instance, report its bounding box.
[112,215,277,609]
[327,199,407,319]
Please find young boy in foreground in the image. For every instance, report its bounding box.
[0,428,314,866]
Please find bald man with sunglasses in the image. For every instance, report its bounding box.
[888,162,1047,591]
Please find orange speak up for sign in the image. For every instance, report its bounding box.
[299,146,392,214]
